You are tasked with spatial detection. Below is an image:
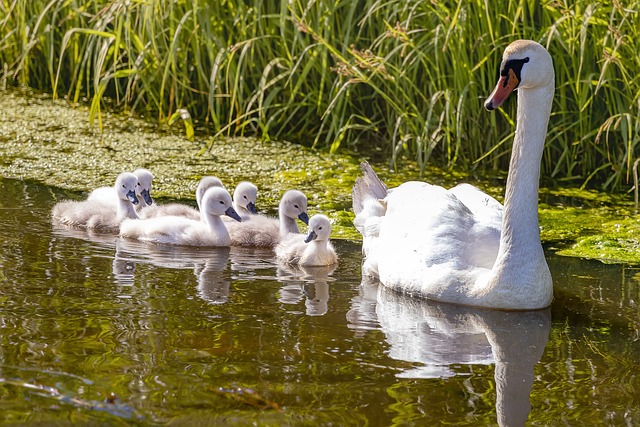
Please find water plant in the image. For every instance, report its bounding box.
[0,0,638,191]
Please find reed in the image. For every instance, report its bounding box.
[0,0,638,191]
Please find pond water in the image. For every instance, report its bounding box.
[1,178,640,425]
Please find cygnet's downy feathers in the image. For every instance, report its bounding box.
[226,189,309,248]
[276,214,337,266]
[52,172,140,232]
[119,187,241,247]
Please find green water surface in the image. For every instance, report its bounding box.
[0,178,639,425]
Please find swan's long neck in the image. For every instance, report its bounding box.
[204,214,231,242]
[234,202,250,218]
[117,198,138,222]
[198,199,212,224]
[492,83,553,278]
[280,213,300,236]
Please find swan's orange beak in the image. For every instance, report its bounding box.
[484,68,519,111]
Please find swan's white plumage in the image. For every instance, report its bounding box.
[119,187,241,247]
[133,168,154,207]
[226,189,309,248]
[231,181,258,219]
[138,176,224,220]
[352,40,554,310]
[276,214,337,266]
[88,168,154,209]
[52,172,140,232]
[221,181,259,225]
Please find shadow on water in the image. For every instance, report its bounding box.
[1,178,640,425]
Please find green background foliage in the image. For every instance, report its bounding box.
[1,0,638,190]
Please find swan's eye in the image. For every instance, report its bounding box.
[122,184,126,188]
[243,195,247,199]
[294,204,299,209]
[219,201,224,204]
[318,226,323,230]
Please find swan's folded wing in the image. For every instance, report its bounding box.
[87,187,116,205]
[449,183,502,227]
[120,216,208,245]
[370,182,493,292]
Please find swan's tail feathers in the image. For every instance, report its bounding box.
[352,161,388,215]
[352,162,387,248]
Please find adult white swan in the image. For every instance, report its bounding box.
[352,40,554,310]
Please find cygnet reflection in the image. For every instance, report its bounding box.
[114,238,231,304]
[51,221,119,250]
[193,247,231,304]
[276,264,336,316]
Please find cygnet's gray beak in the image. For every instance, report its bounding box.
[304,230,317,243]
[225,206,242,222]
[127,190,139,205]
[246,201,257,214]
[141,188,153,205]
[298,212,309,225]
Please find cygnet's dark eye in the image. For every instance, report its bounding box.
[294,204,299,209]
[219,201,224,204]
[318,226,323,230]
[243,195,247,199]
[122,184,126,188]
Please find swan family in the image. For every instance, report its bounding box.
[51,40,555,309]
[52,172,338,267]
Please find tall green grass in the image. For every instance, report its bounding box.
[0,0,638,191]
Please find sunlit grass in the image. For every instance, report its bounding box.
[0,0,638,191]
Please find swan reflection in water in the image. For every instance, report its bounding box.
[347,279,551,427]
[276,264,337,316]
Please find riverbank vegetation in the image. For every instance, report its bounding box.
[0,0,638,190]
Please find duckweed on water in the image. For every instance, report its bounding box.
[556,216,640,264]
[0,90,639,263]
[538,188,640,264]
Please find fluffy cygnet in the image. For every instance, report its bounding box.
[52,172,140,232]
[225,189,309,248]
[88,168,153,209]
[119,187,241,247]
[276,214,337,266]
